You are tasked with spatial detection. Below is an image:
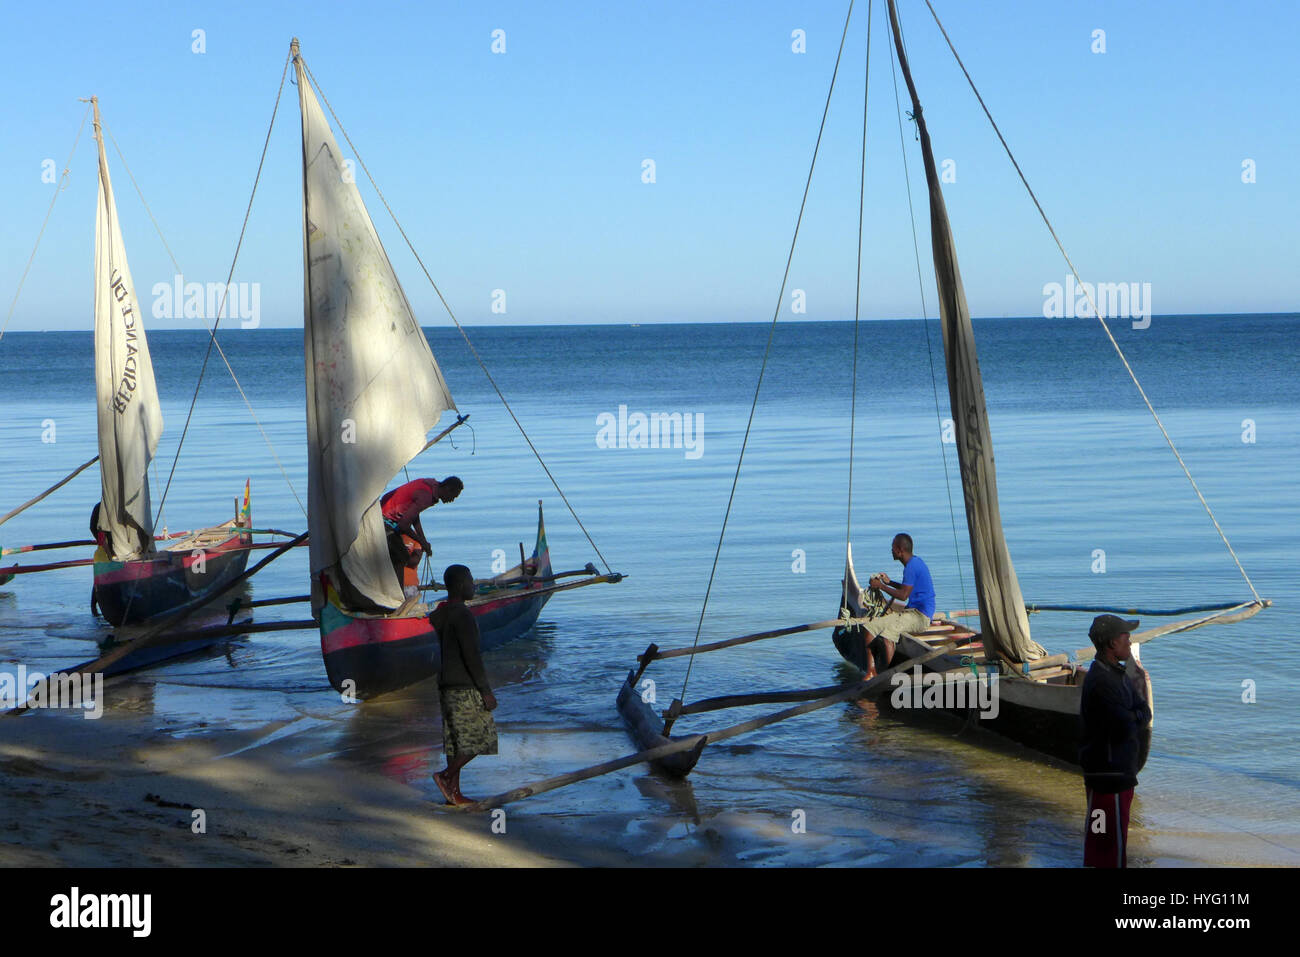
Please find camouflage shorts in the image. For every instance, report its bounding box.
[439,687,498,759]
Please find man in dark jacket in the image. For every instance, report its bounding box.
[1080,614,1151,867]
[430,564,497,806]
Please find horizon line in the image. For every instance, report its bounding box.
[11,310,1299,334]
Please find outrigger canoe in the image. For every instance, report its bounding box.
[319,504,555,700]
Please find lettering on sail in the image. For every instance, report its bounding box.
[109,270,141,415]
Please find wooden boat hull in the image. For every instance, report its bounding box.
[616,670,703,777]
[92,513,252,627]
[319,506,554,699]
[833,623,1152,770]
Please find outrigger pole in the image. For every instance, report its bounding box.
[4,531,307,715]
[0,455,99,528]
[0,532,307,581]
[454,639,964,813]
[1072,599,1270,663]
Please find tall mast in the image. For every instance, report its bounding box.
[883,0,1044,663]
[294,38,456,614]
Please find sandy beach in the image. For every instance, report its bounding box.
[0,706,627,868]
[4,686,1296,869]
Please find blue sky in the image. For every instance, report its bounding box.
[2,0,1296,330]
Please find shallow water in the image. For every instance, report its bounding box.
[2,316,1297,865]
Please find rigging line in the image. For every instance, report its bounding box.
[921,0,1260,604]
[153,51,302,526]
[680,0,859,707]
[104,123,307,521]
[101,125,182,274]
[845,0,873,593]
[0,102,93,346]
[299,59,613,575]
[885,6,969,618]
[152,456,164,534]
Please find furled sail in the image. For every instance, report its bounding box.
[885,2,1044,662]
[294,43,456,613]
[92,98,163,561]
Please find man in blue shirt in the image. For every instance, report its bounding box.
[853,533,936,677]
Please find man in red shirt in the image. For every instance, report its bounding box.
[380,477,463,593]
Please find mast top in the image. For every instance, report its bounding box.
[88,94,103,141]
[290,37,300,58]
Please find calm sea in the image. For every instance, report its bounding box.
[2,314,1297,866]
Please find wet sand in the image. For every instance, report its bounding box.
[4,693,1296,868]
[0,708,626,868]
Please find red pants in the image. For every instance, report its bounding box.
[1084,788,1134,868]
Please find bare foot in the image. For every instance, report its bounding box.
[450,788,474,807]
[432,770,456,806]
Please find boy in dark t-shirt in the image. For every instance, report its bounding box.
[430,564,497,806]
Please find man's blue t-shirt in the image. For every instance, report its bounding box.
[902,556,936,619]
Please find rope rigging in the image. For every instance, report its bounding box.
[883,0,970,619]
[843,0,871,607]
[678,0,860,708]
[101,120,306,524]
[0,102,92,346]
[153,50,302,525]
[919,0,1261,604]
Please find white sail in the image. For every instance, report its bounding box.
[92,98,163,561]
[294,47,456,613]
[886,2,1045,662]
